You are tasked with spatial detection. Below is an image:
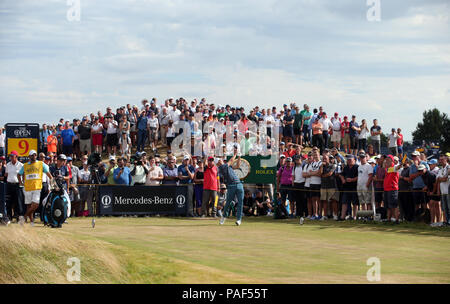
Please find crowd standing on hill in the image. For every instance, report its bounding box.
[0,98,449,227]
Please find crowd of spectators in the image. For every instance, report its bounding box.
[0,98,449,226]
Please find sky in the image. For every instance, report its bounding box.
[0,0,449,141]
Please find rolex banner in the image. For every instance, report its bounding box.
[97,185,192,215]
[226,155,277,184]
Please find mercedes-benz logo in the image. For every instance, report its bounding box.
[176,195,186,207]
[101,195,112,207]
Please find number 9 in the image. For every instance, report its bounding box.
[18,140,29,155]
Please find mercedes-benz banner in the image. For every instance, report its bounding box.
[97,185,192,215]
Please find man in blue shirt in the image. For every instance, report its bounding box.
[39,124,52,154]
[178,155,194,184]
[61,121,75,158]
[349,115,359,156]
[162,156,178,185]
[217,149,245,226]
[409,151,430,211]
[113,158,132,185]
[136,111,148,152]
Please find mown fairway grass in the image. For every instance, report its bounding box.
[1,216,449,283]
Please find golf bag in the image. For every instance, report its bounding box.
[41,177,71,228]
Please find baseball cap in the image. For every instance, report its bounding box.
[28,150,37,156]
[386,155,395,162]
[208,156,214,161]
[411,151,420,156]
[368,159,376,164]
[183,155,190,160]
[334,112,338,116]
[344,115,348,119]
[417,164,426,171]
[67,157,73,162]
[280,155,286,159]
[286,157,292,162]
[58,154,67,160]
[109,155,116,161]
[374,155,381,159]
[358,152,366,158]
[347,155,355,159]
[45,156,51,160]
[428,159,438,165]
[10,150,18,156]
[394,156,399,162]
[280,142,285,145]
[220,184,227,189]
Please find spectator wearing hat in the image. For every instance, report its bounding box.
[18,150,52,225]
[418,163,440,226]
[304,150,323,219]
[383,155,401,222]
[178,155,195,185]
[136,110,148,152]
[319,113,332,151]
[201,156,219,217]
[49,154,70,193]
[339,155,359,220]
[46,128,58,155]
[104,156,118,185]
[159,107,170,147]
[348,115,359,156]
[5,150,25,224]
[370,119,382,155]
[409,151,430,211]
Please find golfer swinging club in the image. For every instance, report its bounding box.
[218,146,245,226]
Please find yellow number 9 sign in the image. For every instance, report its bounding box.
[7,138,38,157]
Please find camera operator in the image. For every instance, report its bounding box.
[130,152,149,186]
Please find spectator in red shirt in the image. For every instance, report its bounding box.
[397,128,404,157]
[202,156,220,217]
[383,155,401,222]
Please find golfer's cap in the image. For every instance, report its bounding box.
[280,155,286,159]
[28,150,37,156]
[66,157,73,162]
[109,155,116,161]
[58,154,67,160]
[412,151,421,156]
[428,159,438,165]
[417,164,426,171]
[10,150,18,156]
[368,158,376,164]
[183,155,190,160]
